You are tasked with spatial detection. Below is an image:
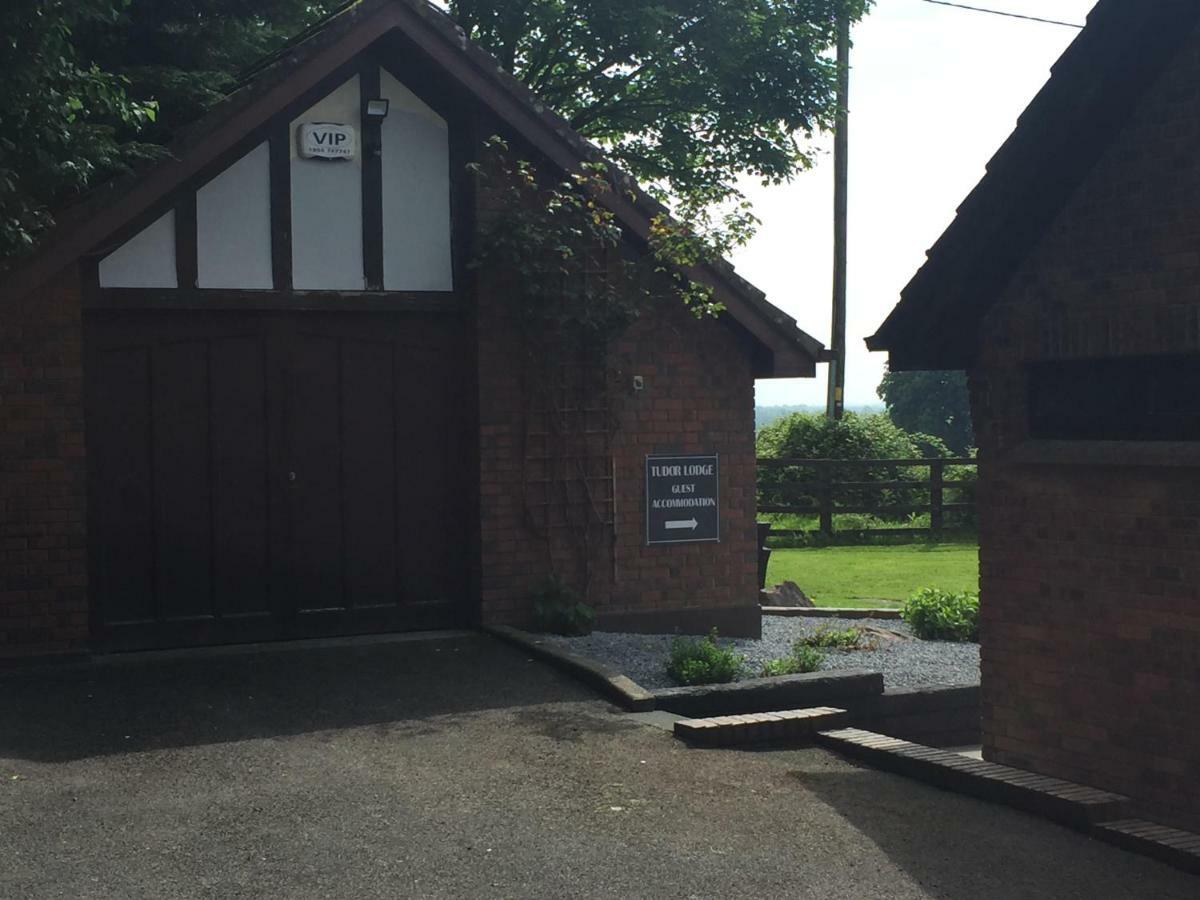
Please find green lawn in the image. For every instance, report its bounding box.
[765,542,979,608]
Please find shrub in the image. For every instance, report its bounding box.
[756,412,953,514]
[531,576,595,636]
[761,644,825,676]
[666,630,745,685]
[797,626,869,651]
[902,587,980,642]
[756,411,934,463]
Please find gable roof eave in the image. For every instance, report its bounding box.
[385,1,824,375]
[867,0,1200,371]
[1,0,822,377]
[1,0,408,303]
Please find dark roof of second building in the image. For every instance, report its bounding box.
[867,0,1200,370]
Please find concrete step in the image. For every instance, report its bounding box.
[815,727,1129,828]
[674,707,849,747]
[653,669,883,718]
[1093,819,1200,875]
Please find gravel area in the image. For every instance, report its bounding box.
[546,617,980,691]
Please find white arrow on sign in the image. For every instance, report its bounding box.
[665,518,699,531]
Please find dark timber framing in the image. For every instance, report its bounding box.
[84,51,465,314]
[86,57,376,304]
[270,125,293,292]
[175,192,198,290]
[360,62,385,291]
[89,288,464,313]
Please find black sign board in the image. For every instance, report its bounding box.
[646,454,720,545]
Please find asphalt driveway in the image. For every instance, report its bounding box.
[0,632,1193,899]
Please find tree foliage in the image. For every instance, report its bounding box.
[756,412,951,513]
[0,0,338,261]
[449,0,872,237]
[0,0,159,257]
[469,135,650,343]
[78,0,343,146]
[757,411,949,462]
[877,368,974,455]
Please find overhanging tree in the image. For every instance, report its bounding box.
[78,0,344,146]
[0,0,339,262]
[0,0,158,258]
[450,0,871,239]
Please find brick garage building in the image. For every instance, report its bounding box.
[0,0,823,658]
[870,1,1200,830]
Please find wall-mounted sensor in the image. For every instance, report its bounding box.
[633,375,645,392]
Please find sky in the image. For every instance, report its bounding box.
[738,0,1100,408]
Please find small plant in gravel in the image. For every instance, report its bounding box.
[797,626,869,651]
[531,576,595,636]
[665,629,745,685]
[761,644,825,676]
[902,587,979,642]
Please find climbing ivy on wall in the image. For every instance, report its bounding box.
[468,136,733,599]
[468,135,728,343]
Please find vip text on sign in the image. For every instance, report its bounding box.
[298,123,356,160]
[646,455,720,545]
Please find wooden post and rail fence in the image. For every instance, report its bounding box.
[756,457,978,538]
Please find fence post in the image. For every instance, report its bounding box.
[819,461,834,537]
[930,459,945,534]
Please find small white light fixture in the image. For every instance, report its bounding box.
[365,98,390,119]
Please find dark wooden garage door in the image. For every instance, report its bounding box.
[84,310,469,651]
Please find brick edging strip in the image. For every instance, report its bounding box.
[482,625,656,712]
[816,727,1200,876]
[815,727,1129,829]
[1092,819,1200,874]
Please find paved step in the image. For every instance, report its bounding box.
[1093,819,1200,875]
[815,727,1129,828]
[674,707,849,747]
[654,669,883,718]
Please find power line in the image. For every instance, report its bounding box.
[920,0,1085,29]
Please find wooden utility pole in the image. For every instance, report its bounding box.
[826,5,850,421]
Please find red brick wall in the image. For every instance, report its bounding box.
[605,302,760,635]
[7,265,763,652]
[474,283,761,638]
[972,30,1200,828]
[0,266,89,657]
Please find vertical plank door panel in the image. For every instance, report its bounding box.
[396,323,465,607]
[89,345,156,625]
[286,330,346,612]
[210,334,273,617]
[340,337,399,608]
[152,339,214,620]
